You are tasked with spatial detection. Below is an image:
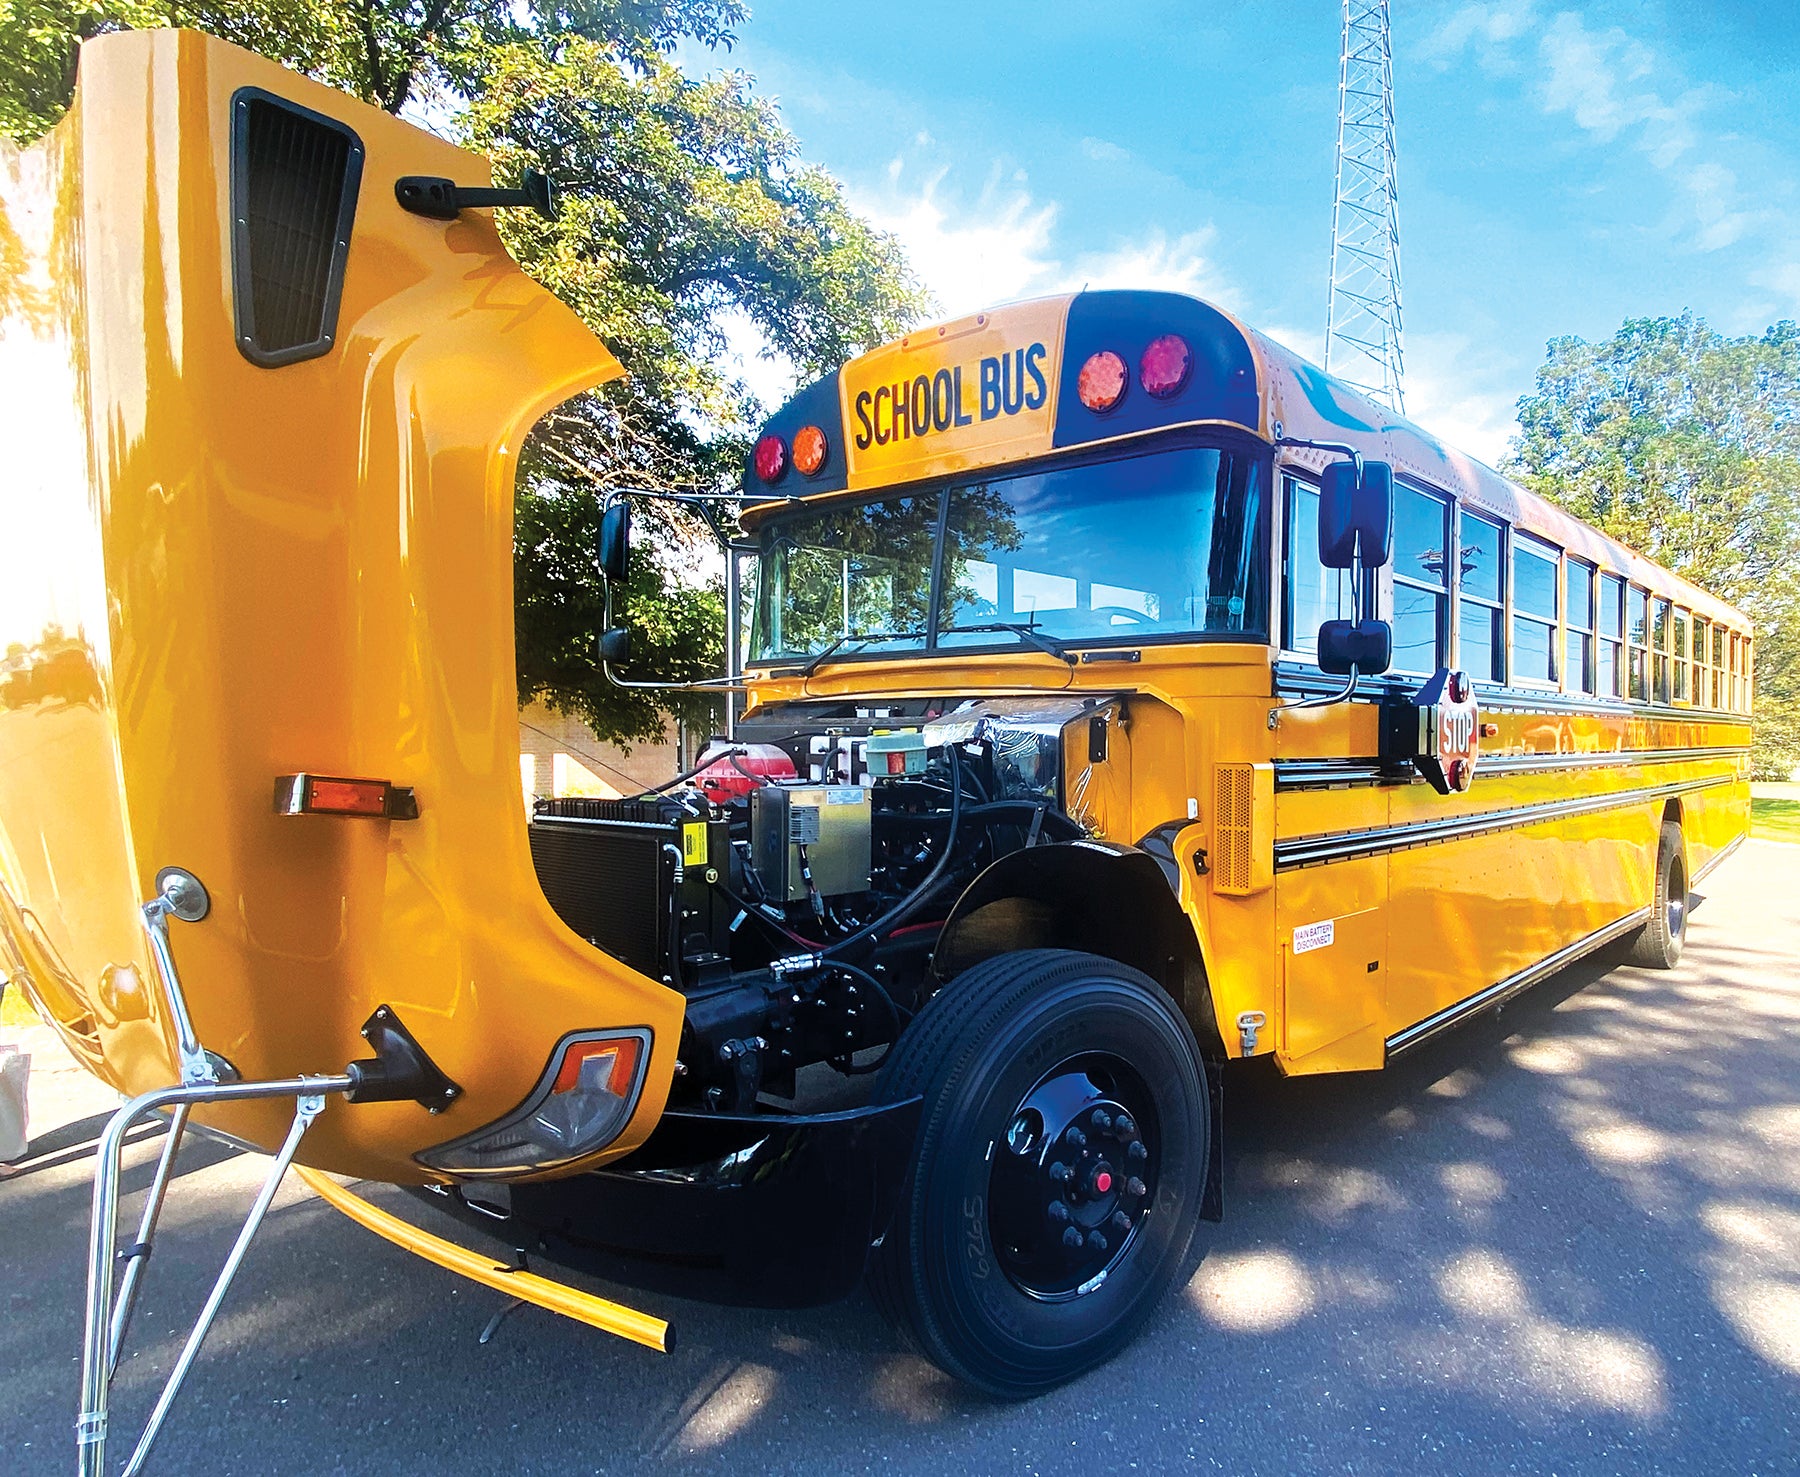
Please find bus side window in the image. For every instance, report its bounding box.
[1391,483,1450,673]
[1628,586,1650,700]
[1652,598,1672,702]
[1281,476,1347,656]
[1743,637,1753,711]
[1565,559,1596,695]
[1598,572,1625,697]
[1692,617,1707,707]
[1674,609,1691,703]
[1511,533,1559,685]
[1712,625,1726,709]
[1457,509,1504,683]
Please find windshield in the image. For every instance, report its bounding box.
[747,444,1268,665]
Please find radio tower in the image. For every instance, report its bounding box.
[1324,0,1405,413]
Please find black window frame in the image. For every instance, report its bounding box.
[1565,557,1596,696]
[745,432,1275,668]
[1509,530,1561,688]
[1598,572,1626,699]
[1389,479,1452,676]
[1628,585,1650,701]
[1455,506,1507,685]
[1279,473,1351,659]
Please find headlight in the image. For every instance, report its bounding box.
[417,1029,650,1178]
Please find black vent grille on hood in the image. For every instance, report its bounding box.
[229,88,364,367]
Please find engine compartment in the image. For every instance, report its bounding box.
[527,694,1123,1111]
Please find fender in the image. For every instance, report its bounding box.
[932,838,1226,1220]
[934,838,1224,1059]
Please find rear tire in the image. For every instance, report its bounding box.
[1625,820,1687,969]
[870,949,1209,1397]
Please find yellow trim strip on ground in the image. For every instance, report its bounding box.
[296,1167,671,1353]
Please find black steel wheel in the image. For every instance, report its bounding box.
[871,949,1209,1396]
[1626,820,1687,969]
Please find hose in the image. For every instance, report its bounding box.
[822,743,964,962]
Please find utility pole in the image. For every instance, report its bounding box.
[1325,0,1406,413]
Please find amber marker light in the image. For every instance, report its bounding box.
[753,433,788,483]
[552,1035,641,1096]
[1077,350,1128,412]
[1139,334,1192,398]
[792,424,829,476]
[274,773,419,819]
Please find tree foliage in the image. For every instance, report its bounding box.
[1508,313,1800,778]
[1,0,928,745]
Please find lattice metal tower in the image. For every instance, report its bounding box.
[1325,0,1405,413]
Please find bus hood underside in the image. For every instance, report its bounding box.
[0,30,685,1184]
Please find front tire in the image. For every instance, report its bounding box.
[1625,820,1687,969]
[871,949,1209,1397]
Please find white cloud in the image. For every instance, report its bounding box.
[1419,1,1538,72]
[1399,329,1524,466]
[851,155,1236,322]
[1750,259,1800,316]
[1426,6,1770,260]
[855,159,1061,316]
[1080,136,1130,164]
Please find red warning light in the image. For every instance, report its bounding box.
[1139,334,1192,398]
[1077,351,1128,413]
[753,434,788,484]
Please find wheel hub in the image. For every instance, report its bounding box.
[988,1058,1157,1300]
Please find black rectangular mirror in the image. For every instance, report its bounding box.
[1318,617,1392,676]
[598,500,631,583]
[1318,459,1394,570]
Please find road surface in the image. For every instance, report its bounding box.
[3,840,1797,1475]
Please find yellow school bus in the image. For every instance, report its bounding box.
[0,28,1751,1435]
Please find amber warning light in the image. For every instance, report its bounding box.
[274,773,420,819]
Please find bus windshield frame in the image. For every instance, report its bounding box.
[746,435,1273,668]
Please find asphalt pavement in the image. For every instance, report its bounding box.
[3,839,1798,1475]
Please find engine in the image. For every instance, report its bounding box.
[527,694,1118,1110]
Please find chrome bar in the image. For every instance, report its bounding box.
[120,1093,325,1476]
[107,1103,192,1374]
[77,1074,353,1477]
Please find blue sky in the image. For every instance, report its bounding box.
[695,1,1800,463]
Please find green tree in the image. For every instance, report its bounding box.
[1508,313,1800,779]
[1,0,928,745]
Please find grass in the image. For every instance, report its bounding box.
[1752,796,1800,844]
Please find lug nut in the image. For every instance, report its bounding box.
[1114,1113,1136,1138]
[1125,1176,1147,1199]
[1091,1109,1112,1133]
[1065,1126,1087,1149]
[1049,1161,1072,1183]
[1110,1210,1131,1232]
[1086,1230,1109,1254]
[1062,1226,1085,1250]
[1047,1200,1071,1224]
[1126,1139,1148,1163]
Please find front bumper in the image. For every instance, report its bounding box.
[409,1095,924,1308]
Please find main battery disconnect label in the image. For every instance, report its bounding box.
[1293,920,1335,954]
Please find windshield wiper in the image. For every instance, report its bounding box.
[940,620,1078,666]
[796,627,929,677]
